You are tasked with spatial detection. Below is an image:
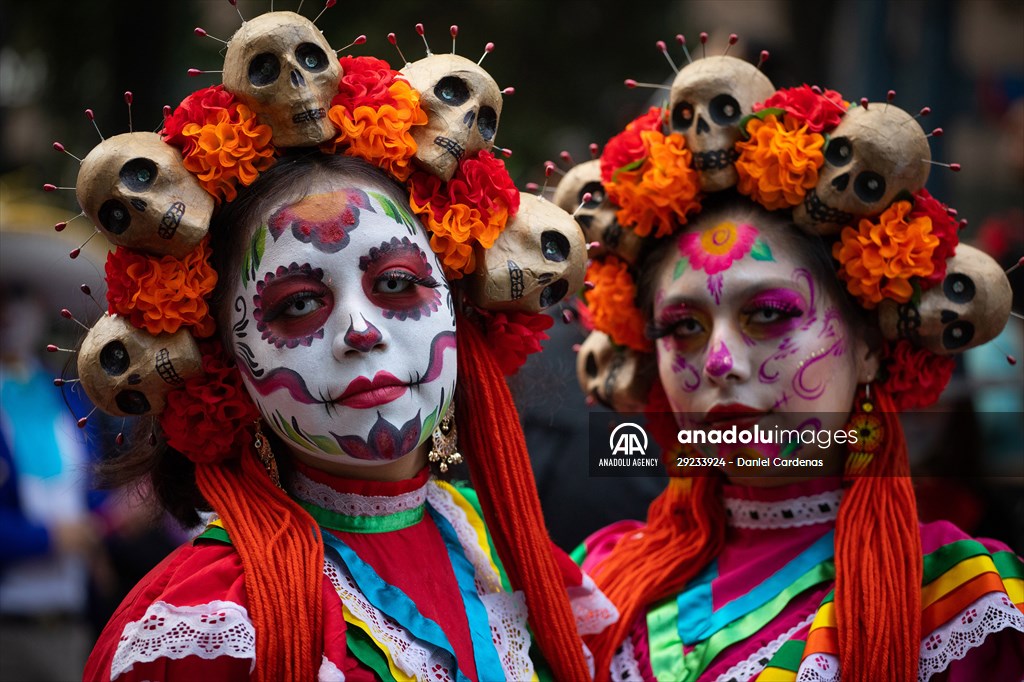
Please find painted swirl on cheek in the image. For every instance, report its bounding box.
[359,236,441,321]
[792,309,847,400]
[267,188,373,253]
[671,353,701,392]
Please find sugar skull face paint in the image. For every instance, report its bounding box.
[651,212,874,477]
[230,179,457,467]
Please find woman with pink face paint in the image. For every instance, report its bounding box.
[574,195,1024,681]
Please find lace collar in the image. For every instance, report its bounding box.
[722,477,844,530]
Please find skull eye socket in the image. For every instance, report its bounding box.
[539,279,569,309]
[943,273,975,303]
[99,199,131,235]
[708,94,741,125]
[672,101,695,131]
[854,171,886,204]
[434,76,469,106]
[585,352,599,377]
[943,320,974,350]
[100,340,131,376]
[581,182,605,206]
[248,53,281,86]
[295,43,328,72]
[541,230,570,263]
[824,137,853,167]
[477,106,497,141]
[120,158,157,191]
[115,390,151,415]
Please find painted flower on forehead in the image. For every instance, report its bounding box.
[677,220,766,275]
[267,188,373,253]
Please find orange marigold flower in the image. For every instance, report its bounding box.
[735,114,824,210]
[325,78,427,181]
[180,104,275,203]
[832,201,939,308]
[428,230,477,276]
[606,130,701,238]
[105,237,218,337]
[583,256,652,352]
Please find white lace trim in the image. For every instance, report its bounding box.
[796,653,839,682]
[290,470,427,517]
[110,600,255,679]
[610,637,643,682]
[716,611,816,682]
[918,590,1024,680]
[569,571,620,636]
[724,490,843,529]
[318,653,345,681]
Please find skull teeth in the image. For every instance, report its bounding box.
[159,201,185,240]
[155,348,185,385]
[292,108,327,123]
[694,148,739,171]
[804,189,854,225]
[507,260,524,300]
[434,136,466,162]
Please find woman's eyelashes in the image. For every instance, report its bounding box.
[359,238,443,320]
[373,269,440,294]
[254,264,334,348]
[648,307,706,341]
[649,289,807,341]
[741,290,806,332]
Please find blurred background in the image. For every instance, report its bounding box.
[1,0,1021,676]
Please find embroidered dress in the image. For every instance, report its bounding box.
[577,478,1024,681]
[85,464,616,681]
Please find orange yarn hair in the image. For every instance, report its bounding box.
[835,384,922,681]
[455,309,591,681]
[195,446,324,682]
[586,382,922,681]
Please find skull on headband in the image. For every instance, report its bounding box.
[878,244,1012,355]
[223,11,341,148]
[76,132,213,257]
[400,54,502,181]
[794,103,931,235]
[669,55,775,192]
[467,193,586,313]
[576,330,656,413]
[552,159,644,265]
[78,314,203,417]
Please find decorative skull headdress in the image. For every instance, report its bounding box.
[50,11,588,461]
[558,35,1015,417]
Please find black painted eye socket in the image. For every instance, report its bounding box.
[249,53,281,86]
[434,76,469,106]
[825,137,853,167]
[943,273,975,303]
[99,199,131,235]
[116,390,151,415]
[854,171,886,204]
[581,182,605,206]
[709,94,741,125]
[943,320,974,350]
[585,352,598,377]
[100,341,130,376]
[120,158,157,191]
[539,279,569,309]
[541,231,570,262]
[672,101,695,131]
[296,43,328,72]
[477,106,497,140]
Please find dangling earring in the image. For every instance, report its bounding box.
[428,404,463,473]
[845,383,884,477]
[253,420,282,488]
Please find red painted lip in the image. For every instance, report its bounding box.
[335,371,408,409]
[702,403,767,428]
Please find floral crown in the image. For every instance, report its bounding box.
[52,10,588,463]
[554,38,1014,417]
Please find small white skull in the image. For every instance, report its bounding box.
[794,103,931,235]
[467,193,586,313]
[78,314,203,417]
[400,54,502,181]
[76,132,213,257]
[552,159,644,264]
[576,330,656,413]
[223,11,341,148]
[878,244,1012,355]
[669,55,775,192]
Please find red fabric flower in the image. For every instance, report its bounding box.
[332,55,398,109]
[754,85,846,133]
[600,107,665,183]
[479,310,554,375]
[909,188,960,289]
[879,339,956,411]
[162,85,238,152]
[160,341,260,464]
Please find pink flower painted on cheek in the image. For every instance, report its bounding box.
[678,221,760,275]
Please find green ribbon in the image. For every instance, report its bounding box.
[298,499,424,533]
[346,625,397,681]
